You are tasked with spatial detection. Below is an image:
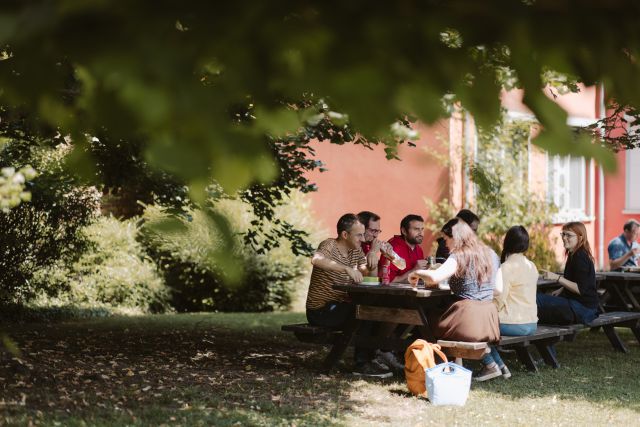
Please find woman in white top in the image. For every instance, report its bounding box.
[476,225,539,382]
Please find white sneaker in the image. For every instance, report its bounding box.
[375,350,405,371]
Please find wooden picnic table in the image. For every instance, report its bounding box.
[537,271,640,313]
[323,278,578,367]
[292,275,640,370]
[596,271,640,312]
[537,277,562,291]
[321,283,453,368]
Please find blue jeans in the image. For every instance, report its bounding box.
[536,293,598,325]
[483,323,537,367]
[307,302,373,365]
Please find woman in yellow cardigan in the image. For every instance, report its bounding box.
[476,225,539,382]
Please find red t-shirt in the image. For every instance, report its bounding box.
[378,235,424,282]
[361,242,372,255]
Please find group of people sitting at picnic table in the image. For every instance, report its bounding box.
[306,209,640,380]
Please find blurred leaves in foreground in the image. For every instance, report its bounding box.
[1,1,640,287]
[1,1,638,193]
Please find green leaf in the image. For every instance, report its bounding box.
[395,83,447,124]
[1,333,21,357]
[254,107,302,137]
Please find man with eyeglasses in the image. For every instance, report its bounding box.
[306,213,393,378]
[357,211,393,272]
[607,219,640,271]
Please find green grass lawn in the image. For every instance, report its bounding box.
[2,312,640,426]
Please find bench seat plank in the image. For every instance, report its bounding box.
[436,340,488,360]
[499,326,574,346]
[281,323,338,345]
[438,326,574,369]
[281,323,332,334]
[540,311,640,353]
[588,311,640,327]
[436,340,487,350]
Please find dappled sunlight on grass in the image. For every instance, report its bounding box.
[2,312,640,426]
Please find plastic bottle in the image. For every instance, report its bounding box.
[387,249,406,270]
[381,259,391,285]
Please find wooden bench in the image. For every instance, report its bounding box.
[551,311,640,353]
[281,320,414,350]
[438,326,575,372]
[281,323,338,345]
[498,326,574,371]
[282,321,417,370]
[435,340,488,361]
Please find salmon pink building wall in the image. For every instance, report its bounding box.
[604,151,632,238]
[305,120,456,255]
[601,113,640,268]
[304,84,635,270]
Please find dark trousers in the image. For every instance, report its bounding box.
[536,293,598,325]
[306,302,372,365]
[307,302,399,366]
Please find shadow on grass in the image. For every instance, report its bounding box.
[388,388,417,398]
[3,311,640,426]
[1,312,358,426]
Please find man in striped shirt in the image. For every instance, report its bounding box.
[306,213,392,378]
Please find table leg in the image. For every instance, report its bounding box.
[630,322,640,345]
[623,285,640,311]
[515,346,538,372]
[534,338,561,369]
[610,281,633,311]
[322,317,360,371]
[412,300,436,342]
[602,325,628,353]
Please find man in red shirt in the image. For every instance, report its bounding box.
[380,214,429,283]
[357,211,393,272]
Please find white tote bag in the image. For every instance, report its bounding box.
[425,362,472,406]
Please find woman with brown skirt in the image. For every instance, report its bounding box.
[409,217,500,343]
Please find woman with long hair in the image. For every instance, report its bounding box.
[409,217,500,343]
[476,225,539,382]
[538,221,599,325]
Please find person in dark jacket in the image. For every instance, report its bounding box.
[537,221,598,325]
[435,209,480,261]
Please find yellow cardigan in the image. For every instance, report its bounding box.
[494,253,539,324]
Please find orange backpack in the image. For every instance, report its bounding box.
[404,339,448,397]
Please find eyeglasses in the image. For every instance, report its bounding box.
[560,232,577,239]
[368,229,382,235]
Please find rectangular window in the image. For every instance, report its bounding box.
[548,154,587,222]
[627,148,640,211]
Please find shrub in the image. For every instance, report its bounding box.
[140,191,320,312]
[30,216,171,313]
[0,138,99,305]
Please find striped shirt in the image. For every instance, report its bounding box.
[306,238,367,310]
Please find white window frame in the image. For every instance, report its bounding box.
[625,147,640,213]
[547,154,589,223]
